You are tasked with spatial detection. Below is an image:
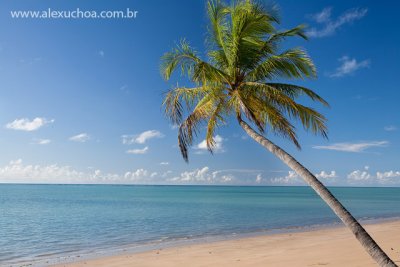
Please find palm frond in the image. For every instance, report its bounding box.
[247,48,316,81]
[249,24,307,64]
[261,103,300,148]
[160,40,199,80]
[241,82,328,138]
[178,89,226,161]
[230,90,265,132]
[163,86,211,125]
[206,0,230,68]
[267,24,308,43]
[178,111,204,162]
[206,99,227,152]
[161,40,230,84]
[228,1,277,72]
[266,83,329,107]
[237,88,301,148]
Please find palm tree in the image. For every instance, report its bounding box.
[160,1,397,266]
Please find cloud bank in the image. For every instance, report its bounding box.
[1,160,399,186]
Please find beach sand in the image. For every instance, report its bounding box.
[56,220,400,267]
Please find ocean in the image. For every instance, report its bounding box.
[1,184,399,266]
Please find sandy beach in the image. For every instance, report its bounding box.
[55,220,400,267]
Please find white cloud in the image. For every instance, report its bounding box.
[384,125,397,132]
[0,161,255,185]
[134,130,164,144]
[2,159,400,186]
[214,168,263,174]
[313,141,388,153]
[126,146,149,154]
[0,159,161,184]
[124,169,149,181]
[271,170,339,185]
[99,50,104,57]
[270,171,302,185]
[160,162,169,165]
[6,117,54,131]
[255,174,263,184]
[170,167,211,183]
[377,171,400,179]
[347,166,372,183]
[307,7,368,38]
[169,166,234,184]
[69,133,90,143]
[195,135,225,153]
[376,171,400,185]
[329,56,370,77]
[0,159,119,184]
[376,171,400,184]
[122,130,164,145]
[220,174,234,183]
[315,171,337,179]
[348,167,371,183]
[33,139,51,145]
[346,167,400,185]
[347,170,372,182]
[310,7,332,23]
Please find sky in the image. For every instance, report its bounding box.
[0,0,399,186]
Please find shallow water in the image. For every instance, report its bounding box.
[1,184,399,266]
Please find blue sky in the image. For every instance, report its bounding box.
[0,0,399,186]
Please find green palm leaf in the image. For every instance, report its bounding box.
[161,0,327,159]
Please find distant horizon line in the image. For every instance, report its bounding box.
[0,182,399,189]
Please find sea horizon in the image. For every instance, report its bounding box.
[2,183,400,188]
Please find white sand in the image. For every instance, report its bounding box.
[55,220,400,267]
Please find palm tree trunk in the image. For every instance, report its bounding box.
[238,117,397,267]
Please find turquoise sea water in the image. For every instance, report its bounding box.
[1,184,399,266]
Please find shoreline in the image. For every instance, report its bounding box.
[23,217,400,267]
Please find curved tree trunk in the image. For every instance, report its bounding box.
[238,118,397,267]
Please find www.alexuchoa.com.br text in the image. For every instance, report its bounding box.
[10,8,138,19]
